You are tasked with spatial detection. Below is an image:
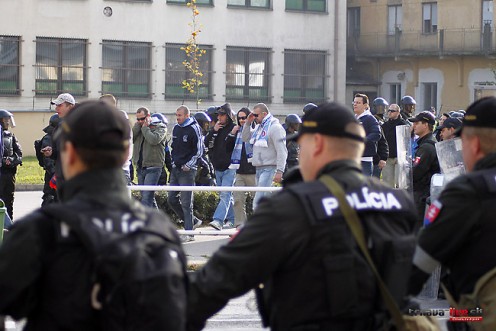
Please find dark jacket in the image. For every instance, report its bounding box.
[0,169,140,330]
[205,119,235,172]
[409,153,496,300]
[373,128,389,165]
[171,118,203,170]
[412,133,439,194]
[187,160,417,331]
[357,113,381,158]
[225,133,256,175]
[1,130,22,173]
[382,117,408,158]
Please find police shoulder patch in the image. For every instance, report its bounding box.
[424,200,442,226]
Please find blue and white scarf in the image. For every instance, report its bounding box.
[250,113,273,148]
[230,126,253,169]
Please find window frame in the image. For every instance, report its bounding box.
[347,7,361,38]
[164,43,213,101]
[422,2,438,35]
[389,83,401,105]
[101,40,153,99]
[422,82,437,111]
[227,0,271,9]
[225,46,271,102]
[283,49,327,104]
[387,5,402,36]
[166,0,213,6]
[34,37,88,97]
[0,36,21,96]
[285,0,326,13]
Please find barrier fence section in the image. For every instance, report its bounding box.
[129,185,282,236]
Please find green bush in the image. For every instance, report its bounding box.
[132,189,253,225]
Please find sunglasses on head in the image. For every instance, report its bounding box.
[238,116,247,120]
[137,117,147,121]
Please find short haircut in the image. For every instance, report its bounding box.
[136,107,150,116]
[99,94,117,107]
[354,93,369,105]
[253,103,269,114]
[463,127,496,155]
[177,105,190,116]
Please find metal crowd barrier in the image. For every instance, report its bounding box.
[129,185,282,236]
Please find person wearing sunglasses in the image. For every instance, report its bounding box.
[381,103,408,188]
[132,107,167,209]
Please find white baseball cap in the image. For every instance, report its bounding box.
[51,93,76,105]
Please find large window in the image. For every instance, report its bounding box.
[225,47,271,102]
[422,83,437,111]
[165,43,213,100]
[0,36,21,96]
[388,5,402,35]
[101,40,152,99]
[347,7,361,38]
[286,0,326,12]
[283,50,326,103]
[228,0,270,8]
[166,0,213,5]
[35,37,87,96]
[422,3,438,34]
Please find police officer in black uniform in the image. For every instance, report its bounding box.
[0,110,21,219]
[187,102,417,331]
[408,97,496,329]
[0,101,185,330]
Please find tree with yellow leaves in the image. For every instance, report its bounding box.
[181,0,206,109]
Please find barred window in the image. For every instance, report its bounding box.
[165,43,213,100]
[283,50,326,103]
[35,37,87,96]
[286,0,326,12]
[227,0,270,8]
[166,0,213,5]
[226,46,271,102]
[101,40,152,99]
[0,36,21,96]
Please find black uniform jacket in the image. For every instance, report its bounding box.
[413,132,440,194]
[0,169,133,331]
[409,153,496,299]
[187,160,417,331]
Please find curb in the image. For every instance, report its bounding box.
[16,184,43,192]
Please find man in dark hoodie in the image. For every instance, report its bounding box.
[37,114,60,206]
[205,103,236,230]
[168,105,204,243]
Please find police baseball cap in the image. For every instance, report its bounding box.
[287,102,365,142]
[51,93,76,105]
[408,111,436,125]
[462,97,496,129]
[438,117,462,130]
[55,100,130,151]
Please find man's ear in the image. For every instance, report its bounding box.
[313,134,325,157]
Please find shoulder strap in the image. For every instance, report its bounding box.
[319,175,407,331]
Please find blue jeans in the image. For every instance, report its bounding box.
[137,166,162,208]
[361,161,373,177]
[254,166,276,210]
[168,167,196,230]
[213,168,236,224]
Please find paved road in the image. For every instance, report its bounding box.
[5,191,448,330]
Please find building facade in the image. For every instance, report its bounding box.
[1,0,346,155]
[346,0,496,114]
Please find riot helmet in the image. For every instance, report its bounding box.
[194,111,212,133]
[372,97,389,116]
[303,103,318,114]
[400,95,416,117]
[0,109,15,130]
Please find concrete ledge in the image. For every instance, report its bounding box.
[16,184,43,192]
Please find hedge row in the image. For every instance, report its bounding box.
[132,190,253,225]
